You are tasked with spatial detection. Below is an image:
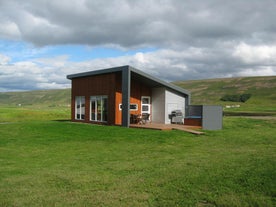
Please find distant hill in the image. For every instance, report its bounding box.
[173,76,276,112]
[0,89,71,108]
[0,76,275,113]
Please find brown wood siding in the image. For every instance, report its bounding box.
[70,88,75,121]
[71,73,117,125]
[71,71,152,126]
[184,118,202,126]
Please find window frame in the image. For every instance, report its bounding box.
[75,96,85,120]
[119,103,138,111]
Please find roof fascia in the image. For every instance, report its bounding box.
[66,65,129,79]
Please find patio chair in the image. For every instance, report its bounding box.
[140,113,150,124]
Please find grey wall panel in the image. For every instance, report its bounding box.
[202,105,223,130]
[152,87,166,123]
[122,68,131,127]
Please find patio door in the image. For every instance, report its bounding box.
[141,96,151,120]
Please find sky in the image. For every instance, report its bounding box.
[0,0,276,92]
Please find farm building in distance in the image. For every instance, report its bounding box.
[67,65,222,130]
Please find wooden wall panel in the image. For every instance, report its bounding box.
[71,73,117,125]
[71,71,152,126]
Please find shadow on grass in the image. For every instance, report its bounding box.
[224,111,276,116]
[52,119,71,122]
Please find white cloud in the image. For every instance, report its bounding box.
[1,45,276,92]
[236,66,275,77]
[0,54,10,65]
[233,43,276,64]
[0,56,71,91]
[0,20,20,40]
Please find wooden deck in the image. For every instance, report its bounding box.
[130,123,204,135]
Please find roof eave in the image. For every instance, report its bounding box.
[67,65,190,96]
[66,65,129,80]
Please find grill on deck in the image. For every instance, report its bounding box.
[169,110,183,124]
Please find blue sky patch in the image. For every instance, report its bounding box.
[0,39,157,63]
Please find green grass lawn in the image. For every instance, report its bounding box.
[0,107,275,206]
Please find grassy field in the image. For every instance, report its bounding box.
[0,76,275,206]
[0,89,71,108]
[0,107,275,206]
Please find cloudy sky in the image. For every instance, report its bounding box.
[0,0,276,91]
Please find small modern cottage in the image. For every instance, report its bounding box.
[67,65,191,127]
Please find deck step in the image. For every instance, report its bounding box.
[172,127,204,135]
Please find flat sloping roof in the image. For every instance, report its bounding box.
[67,65,190,96]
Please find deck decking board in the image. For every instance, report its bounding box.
[130,123,204,135]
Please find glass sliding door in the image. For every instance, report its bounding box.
[102,96,108,122]
[91,98,96,121]
[90,96,108,122]
[96,99,102,121]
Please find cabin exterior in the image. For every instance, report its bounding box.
[67,65,190,127]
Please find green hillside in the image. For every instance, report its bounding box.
[174,76,276,113]
[0,76,275,113]
[0,89,71,108]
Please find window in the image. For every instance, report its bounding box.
[130,104,138,110]
[75,96,85,120]
[141,96,151,120]
[119,103,138,111]
[90,96,108,122]
[142,105,149,111]
[142,97,150,104]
